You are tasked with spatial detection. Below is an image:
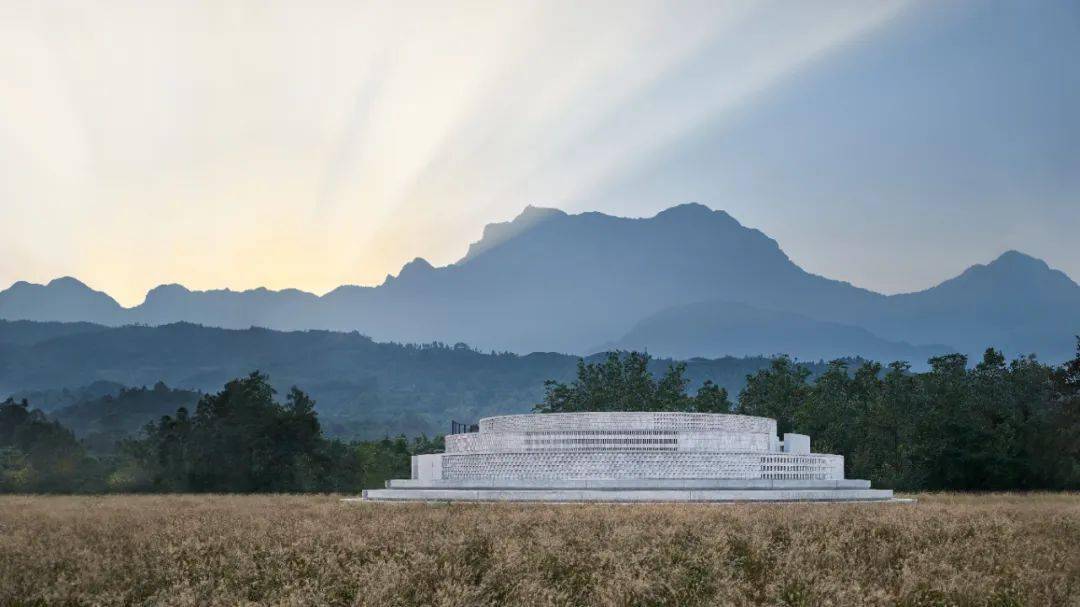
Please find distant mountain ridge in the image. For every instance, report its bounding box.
[2,203,1077,362]
[0,320,821,438]
[0,277,124,324]
[602,300,952,362]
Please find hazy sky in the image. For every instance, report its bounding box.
[2,0,1077,306]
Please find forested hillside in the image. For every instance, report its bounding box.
[0,320,828,438]
[51,384,201,454]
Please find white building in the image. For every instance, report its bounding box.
[363,412,894,502]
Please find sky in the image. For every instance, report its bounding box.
[1,0,1077,306]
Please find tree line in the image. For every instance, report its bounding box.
[736,348,1079,490]
[3,343,1079,493]
[534,352,733,414]
[1,373,441,493]
[537,346,1080,490]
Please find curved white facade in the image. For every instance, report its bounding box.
[478,412,776,434]
[363,412,894,502]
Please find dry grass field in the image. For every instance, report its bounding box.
[1,494,1078,606]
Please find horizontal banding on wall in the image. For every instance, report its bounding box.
[477,412,777,435]
[441,451,843,481]
[445,431,773,454]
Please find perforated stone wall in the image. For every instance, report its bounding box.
[441,452,843,481]
[445,430,771,453]
[434,413,843,483]
[479,412,776,435]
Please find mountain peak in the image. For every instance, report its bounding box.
[516,205,566,223]
[953,250,1066,285]
[654,202,715,218]
[460,205,567,263]
[391,257,435,282]
[147,283,191,296]
[652,203,743,232]
[403,256,434,271]
[0,276,122,323]
[911,249,1078,306]
[141,284,191,304]
[986,250,1050,272]
[46,276,91,290]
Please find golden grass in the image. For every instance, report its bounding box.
[1,494,1078,606]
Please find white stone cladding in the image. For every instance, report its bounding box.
[364,412,893,502]
[480,412,776,434]
[437,412,841,481]
[445,431,771,453]
[781,433,811,455]
[413,454,443,480]
[442,452,843,481]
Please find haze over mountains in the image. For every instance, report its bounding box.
[2,204,1077,363]
[0,320,808,438]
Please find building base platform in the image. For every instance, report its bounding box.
[359,479,897,502]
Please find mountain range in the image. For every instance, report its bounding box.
[2,203,1077,363]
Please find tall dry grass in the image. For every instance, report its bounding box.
[1,494,1078,606]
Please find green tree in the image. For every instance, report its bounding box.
[735,356,811,434]
[691,381,732,413]
[0,446,34,492]
[122,372,449,493]
[0,398,103,492]
[1048,338,1080,487]
[132,372,328,492]
[853,361,924,489]
[535,351,731,413]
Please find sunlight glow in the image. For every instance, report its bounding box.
[0,0,909,305]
